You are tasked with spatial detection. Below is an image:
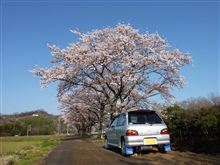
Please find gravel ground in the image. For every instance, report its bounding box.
[40,137,220,165]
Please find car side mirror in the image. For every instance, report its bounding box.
[111,125,115,129]
[106,124,110,128]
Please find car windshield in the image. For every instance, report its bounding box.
[128,111,162,124]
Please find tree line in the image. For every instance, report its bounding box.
[0,111,67,136]
[163,94,220,153]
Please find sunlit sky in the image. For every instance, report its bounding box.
[1,0,219,115]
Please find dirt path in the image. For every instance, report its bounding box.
[40,137,220,165]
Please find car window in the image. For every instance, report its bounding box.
[128,111,162,124]
[116,114,126,127]
[110,117,118,127]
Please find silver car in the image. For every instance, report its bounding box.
[104,109,171,155]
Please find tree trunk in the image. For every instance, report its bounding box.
[98,105,105,139]
[110,103,117,120]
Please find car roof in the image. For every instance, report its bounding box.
[127,109,154,112]
[115,109,156,117]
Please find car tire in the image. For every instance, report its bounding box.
[121,139,127,156]
[157,145,166,153]
[104,137,110,149]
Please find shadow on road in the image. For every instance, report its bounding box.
[119,159,150,165]
[104,145,163,156]
[62,135,82,141]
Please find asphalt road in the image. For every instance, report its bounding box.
[40,137,148,165]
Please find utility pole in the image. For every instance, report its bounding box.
[66,124,69,135]
[27,125,31,136]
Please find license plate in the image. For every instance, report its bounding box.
[144,138,157,145]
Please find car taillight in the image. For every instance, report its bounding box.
[160,128,169,134]
[126,129,138,136]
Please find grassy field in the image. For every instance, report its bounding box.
[0,135,65,165]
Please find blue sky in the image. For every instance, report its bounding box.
[1,0,219,115]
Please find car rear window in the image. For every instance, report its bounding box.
[128,111,162,124]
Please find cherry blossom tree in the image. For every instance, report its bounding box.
[32,23,191,129]
[59,88,110,135]
[60,90,99,135]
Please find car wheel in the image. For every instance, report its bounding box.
[104,137,110,149]
[121,139,127,156]
[157,145,166,153]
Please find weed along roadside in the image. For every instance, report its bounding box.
[0,135,65,165]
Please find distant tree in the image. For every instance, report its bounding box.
[20,115,55,135]
[0,111,60,136]
[60,90,99,135]
[179,93,220,111]
[208,93,220,106]
[0,122,14,136]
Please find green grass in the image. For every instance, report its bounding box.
[92,138,104,146]
[0,135,65,165]
[97,139,104,145]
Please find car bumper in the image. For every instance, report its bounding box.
[124,134,170,147]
